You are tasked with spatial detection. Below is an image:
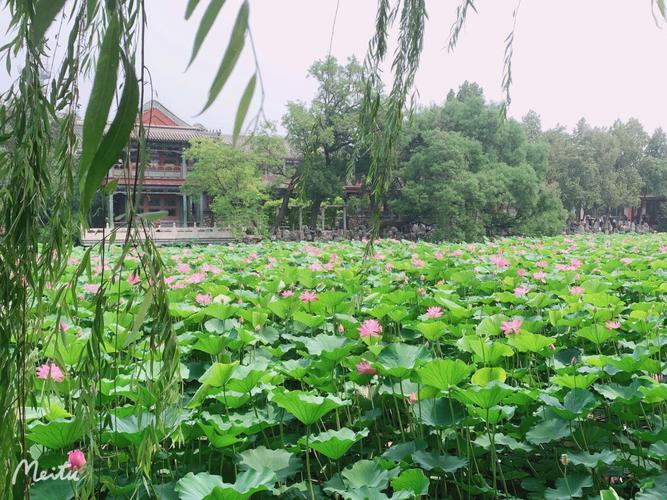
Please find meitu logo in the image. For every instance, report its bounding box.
[12,459,81,485]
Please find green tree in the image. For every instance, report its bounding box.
[283,56,365,228]
[183,138,266,235]
[391,84,566,240]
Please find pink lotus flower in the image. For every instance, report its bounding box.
[660,245,667,254]
[177,263,191,274]
[434,251,444,260]
[620,257,632,265]
[536,261,547,268]
[407,392,418,404]
[517,268,527,277]
[164,276,175,284]
[411,256,425,268]
[385,262,394,271]
[300,290,317,303]
[187,273,206,284]
[359,319,382,338]
[196,294,212,306]
[605,321,621,329]
[489,254,510,268]
[83,283,99,294]
[570,258,582,269]
[451,250,463,257]
[36,362,64,382]
[67,450,86,471]
[533,271,547,281]
[127,273,140,285]
[281,290,294,298]
[425,306,442,318]
[549,343,556,351]
[501,318,523,335]
[323,262,335,271]
[514,287,529,297]
[309,262,323,272]
[169,281,185,290]
[304,245,321,256]
[59,321,69,332]
[356,361,377,376]
[569,286,584,296]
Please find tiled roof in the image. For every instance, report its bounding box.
[134,124,219,143]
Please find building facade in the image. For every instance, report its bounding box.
[104,101,217,228]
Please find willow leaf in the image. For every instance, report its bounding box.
[232,73,256,145]
[188,0,226,67]
[81,52,138,214]
[185,0,203,20]
[79,17,120,185]
[30,0,67,44]
[201,0,249,113]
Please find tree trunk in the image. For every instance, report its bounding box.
[271,176,297,235]
[309,198,322,229]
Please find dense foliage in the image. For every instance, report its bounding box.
[390,83,567,240]
[27,235,667,498]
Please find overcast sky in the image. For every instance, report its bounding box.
[2,1,667,135]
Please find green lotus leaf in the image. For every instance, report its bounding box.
[567,449,617,467]
[381,440,427,462]
[551,373,599,389]
[414,321,447,341]
[506,332,555,353]
[226,360,269,393]
[292,311,326,329]
[238,446,301,481]
[299,428,368,459]
[340,460,399,490]
[543,473,593,499]
[376,343,431,379]
[412,450,468,473]
[271,390,348,425]
[471,367,507,386]
[575,325,617,345]
[203,303,236,320]
[391,468,429,496]
[457,336,514,365]
[456,382,514,409]
[30,479,75,500]
[277,359,312,380]
[416,397,465,427]
[648,441,667,460]
[199,362,239,387]
[301,334,355,361]
[594,382,645,402]
[526,418,571,445]
[27,418,84,449]
[470,404,515,424]
[417,359,471,390]
[640,384,667,403]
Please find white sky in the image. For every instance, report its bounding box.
[2,1,667,134]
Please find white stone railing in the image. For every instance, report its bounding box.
[81,222,234,246]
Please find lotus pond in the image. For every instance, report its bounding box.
[28,235,667,499]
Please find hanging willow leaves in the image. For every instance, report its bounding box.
[185,0,203,20]
[232,73,256,145]
[30,0,67,44]
[79,16,121,186]
[81,52,139,215]
[448,0,477,51]
[201,0,249,112]
[500,1,521,119]
[188,0,226,67]
[361,0,426,244]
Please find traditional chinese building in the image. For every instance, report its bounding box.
[104,100,219,228]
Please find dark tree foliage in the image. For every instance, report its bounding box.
[389,83,567,241]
